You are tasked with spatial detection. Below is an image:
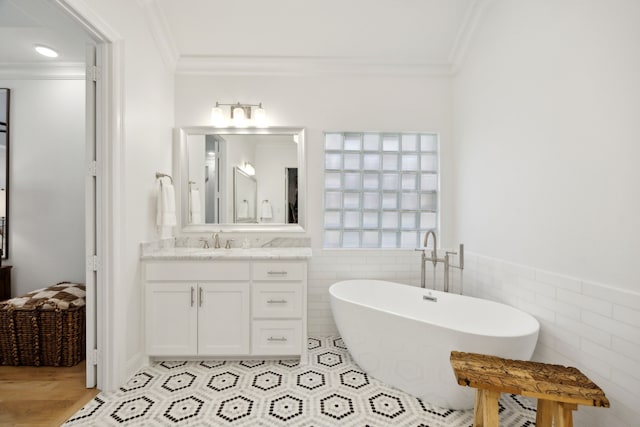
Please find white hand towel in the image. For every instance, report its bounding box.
[261,200,273,219]
[190,187,202,224]
[156,178,177,226]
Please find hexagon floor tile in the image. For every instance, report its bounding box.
[64,336,537,426]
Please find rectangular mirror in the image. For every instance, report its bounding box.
[0,89,9,259]
[177,127,306,232]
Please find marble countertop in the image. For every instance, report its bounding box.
[141,246,312,261]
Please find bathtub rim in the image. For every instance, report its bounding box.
[329,279,540,339]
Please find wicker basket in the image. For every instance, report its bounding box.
[0,282,85,367]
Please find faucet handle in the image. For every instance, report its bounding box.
[225,239,235,249]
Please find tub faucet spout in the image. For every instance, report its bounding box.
[423,230,438,268]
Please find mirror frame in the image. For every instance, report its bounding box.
[176,127,306,233]
[0,88,9,259]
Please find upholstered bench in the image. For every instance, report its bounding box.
[0,282,86,366]
[450,351,609,427]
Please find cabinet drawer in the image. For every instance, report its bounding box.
[252,282,302,318]
[252,262,305,281]
[146,262,249,281]
[252,320,302,356]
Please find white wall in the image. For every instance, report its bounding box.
[453,0,640,291]
[453,1,640,425]
[0,79,85,297]
[84,0,174,390]
[175,73,454,334]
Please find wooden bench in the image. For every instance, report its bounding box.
[450,351,609,427]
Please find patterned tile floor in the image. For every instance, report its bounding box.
[65,337,537,426]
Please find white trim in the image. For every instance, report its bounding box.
[96,39,125,393]
[55,0,125,392]
[176,56,452,77]
[137,0,179,71]
[55,0,120,42]
[0,63,85,80]
[448,0,497,74]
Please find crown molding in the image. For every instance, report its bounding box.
[0,62,85,80]
[137,0,492,77]
[137,0,179,71]
[176,56,452,77]
[448,0,496,75]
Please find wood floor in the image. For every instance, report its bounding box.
[0,361,98,427]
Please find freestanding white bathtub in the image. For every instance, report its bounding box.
[329,279,539,410]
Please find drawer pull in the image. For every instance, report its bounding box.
[267,299,287,304]
[267,336,288,342]
[190,286,195,307]
[267,270,288,275]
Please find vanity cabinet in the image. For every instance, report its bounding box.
[144,259,307,360]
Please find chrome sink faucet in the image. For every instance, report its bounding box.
[213,232,221,249]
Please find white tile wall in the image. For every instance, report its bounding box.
[307,249,638,426]
[307,249,423,335]
[463,252,640,427]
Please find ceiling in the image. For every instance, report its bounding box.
[0,0,89,65]
[0,0,487,75]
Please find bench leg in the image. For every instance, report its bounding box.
[536,399,553,427]
[473,389,501,427]
[536,400,576,427]
[473,390,484,427]
[553,402,576,427]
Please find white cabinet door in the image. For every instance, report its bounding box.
[198,282,250,355]
[146,283,198,356]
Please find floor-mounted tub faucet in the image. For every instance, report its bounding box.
[418,230,442,289]
[417,231,465,292]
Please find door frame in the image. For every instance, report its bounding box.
[55,0,123,391]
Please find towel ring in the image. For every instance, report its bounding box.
[156,172,173,183]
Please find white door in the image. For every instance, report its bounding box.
[146,283,198,356]
[198,282,250,355]
[85,44,97,388]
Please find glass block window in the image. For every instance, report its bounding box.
[323,132,438,248]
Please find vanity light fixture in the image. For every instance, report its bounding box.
[242,162,255,176]
[34,44,59,58]
[211,102,267,127]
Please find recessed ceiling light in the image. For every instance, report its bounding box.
[34,45,58,58]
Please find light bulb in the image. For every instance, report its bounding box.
[233,106,247,127]
[254,107,267,127]
[211,107,224,126]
